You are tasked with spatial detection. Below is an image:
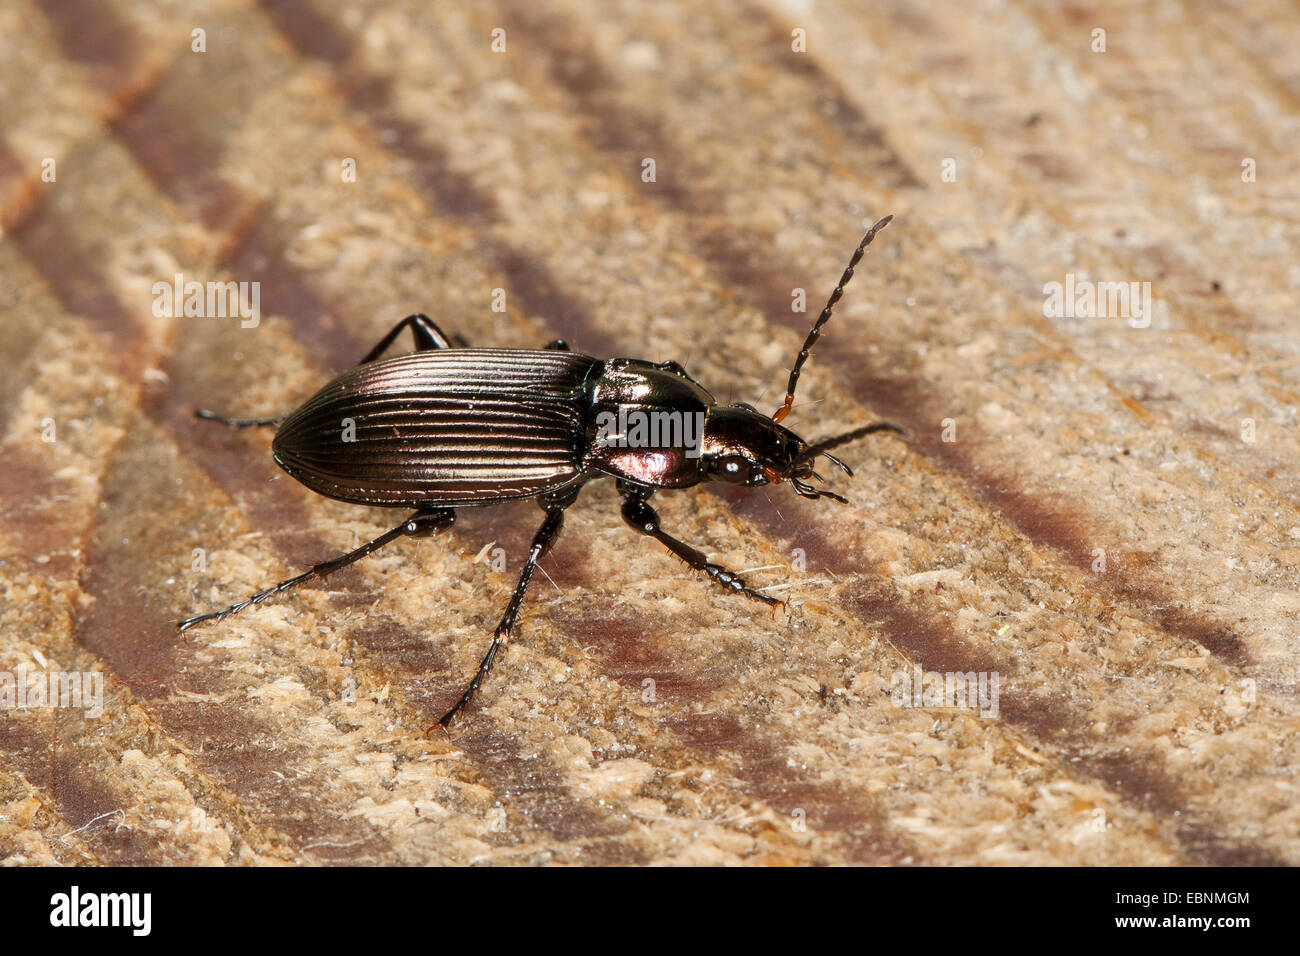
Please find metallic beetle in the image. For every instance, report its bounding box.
[181,215,903,726]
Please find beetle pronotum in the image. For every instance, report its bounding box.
[181,215,903,726]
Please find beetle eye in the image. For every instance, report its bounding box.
[711,454,753,484]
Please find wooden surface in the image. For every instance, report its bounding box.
[1,0,1298,865]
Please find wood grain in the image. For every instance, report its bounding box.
[1,0,1297,865]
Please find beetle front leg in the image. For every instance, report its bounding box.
[620,491,783,610]
[435,498,572,729]
[178,509,455,631]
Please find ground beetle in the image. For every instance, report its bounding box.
[180,215,903,727]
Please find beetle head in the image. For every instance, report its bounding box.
[702,404,903,502]
[701,403,805,487]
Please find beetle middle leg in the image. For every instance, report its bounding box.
[435,492,576,729]
[619,488,783,610]
[178,509,455,632]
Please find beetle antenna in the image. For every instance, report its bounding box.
[803,421,905,457]
[772,214,893,424]
[798,422,905,476]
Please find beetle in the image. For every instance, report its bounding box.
[180,214,903,727]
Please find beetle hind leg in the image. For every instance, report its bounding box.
[196,314,463,426]
[194,409,285,428]
[177,509,455,632]
[435,496,573,729]
[358,313,459,365]
[620,490,783,610]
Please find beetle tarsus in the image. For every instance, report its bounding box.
[178,509,454,631]
[435,499,572,727]
[195,409,285,428]
[620,492,780,608]
[437,637,502,730]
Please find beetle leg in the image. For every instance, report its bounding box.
[656,358,710,388]
[357,313,457,365]
[436,499,571,728]
[194,314,460,426]
[194,409,285,428]
[619,491,783,609]
[177,509,455,632]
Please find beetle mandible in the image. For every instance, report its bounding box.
[180,215,903,727]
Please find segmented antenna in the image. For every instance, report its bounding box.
[772,214,893,424]
[800,422,906,470]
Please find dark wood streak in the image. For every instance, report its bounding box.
[0,719,162,864]
[258,0,499,225]
[0,144,39,232]
[451,723,635,858]
[109,52,262,236]
[5,166,147,379]
[739,0,924,191]
[553,607,917,863]
[38,0,143,102]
